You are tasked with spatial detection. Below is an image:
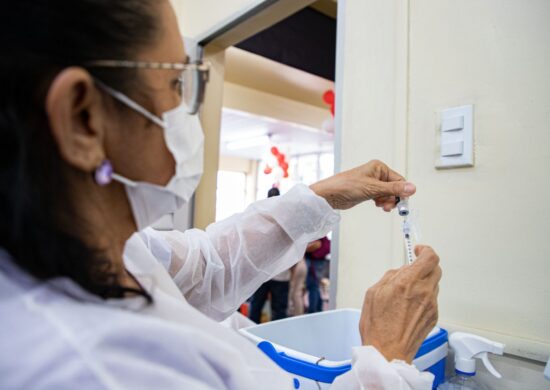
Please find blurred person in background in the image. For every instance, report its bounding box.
[306,236,330,313]
[288,255,307,316]
[248,187,291,322]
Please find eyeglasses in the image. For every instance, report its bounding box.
[86,60,210,115]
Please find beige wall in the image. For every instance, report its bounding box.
[225,47,334,109]
[172,0,263,39]
[223,82,329,129]
[335,0,408,308]
[409,0,550,362]
[193,47,225,230]
[219,155,259,205]
[172,0,316,47]
[172,0,250,229]
[336,0,550,364]
[171,0,322,230]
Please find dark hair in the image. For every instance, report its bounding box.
[0,1,160,300]
[267,187,280,198]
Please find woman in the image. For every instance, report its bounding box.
[305,236,330,313]
[248,187,292,323]
[0,1,441,389]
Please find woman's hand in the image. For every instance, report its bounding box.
[359,246,441,363]
[309,160,416,211]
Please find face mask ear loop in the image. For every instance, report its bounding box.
[94,79,166,128]
[111,173,138,188]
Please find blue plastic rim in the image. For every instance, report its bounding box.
[428,357,447,389]
[416,328,448,358]
[456,369,476,377]
[257,328,448,388]
[258,341,351,383]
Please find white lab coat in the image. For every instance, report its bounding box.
[0,184,434,389]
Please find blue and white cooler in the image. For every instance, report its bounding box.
[239,309,448,389]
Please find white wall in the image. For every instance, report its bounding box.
[334,0,408,310]
[408,0,550,362]
[335,0,550,381]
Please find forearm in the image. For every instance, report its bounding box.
[159,184,339,321]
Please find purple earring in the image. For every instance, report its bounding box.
[94,159,113,186]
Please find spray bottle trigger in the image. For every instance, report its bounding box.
[477,352,502,378]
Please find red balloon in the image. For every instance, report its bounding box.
[270,146,280,156]
[283,170,289,178]
[323,90,335,105]
[323,90,336,116]
[263,166,272,175]
[280,162,289,170]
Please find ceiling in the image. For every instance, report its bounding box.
[236,4,337,80]
[220,108,334,161]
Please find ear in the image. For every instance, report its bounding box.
[45,67,107,173]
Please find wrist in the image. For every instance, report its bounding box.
[364,341,414,364]
[309,182,336,209]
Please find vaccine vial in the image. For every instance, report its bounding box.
[396,197,410,217]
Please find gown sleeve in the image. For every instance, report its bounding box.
[141,184,339,321]
[331,346,435,389]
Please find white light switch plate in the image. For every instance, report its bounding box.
[441,141,464,157]
[442,116,464,132]
[436,105,474,169]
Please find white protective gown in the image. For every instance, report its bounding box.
[0,184,434,389]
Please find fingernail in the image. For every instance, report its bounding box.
[404,183,415,195]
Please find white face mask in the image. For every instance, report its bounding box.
[99,83,204,231]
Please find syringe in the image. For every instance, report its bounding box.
[402,218,414,265]
[396,197,415,265]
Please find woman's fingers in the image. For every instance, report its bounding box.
[374,196,392,206]
[414,245,430,256]
[374,196,398,212]
[427,264,442,286]
[380,268,400,283]
[368,162,415,206]
[382,199,397,212]
[368,179,417,200]
[310,159,415,210]
[359,247,442,363]
[408,246,440,279]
